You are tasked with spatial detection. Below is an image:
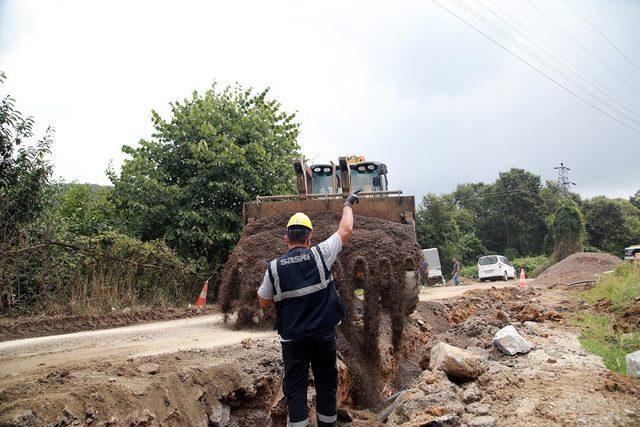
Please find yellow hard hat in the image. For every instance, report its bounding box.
[287,212,313,230]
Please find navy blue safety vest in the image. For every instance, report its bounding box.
[267,245,345,341]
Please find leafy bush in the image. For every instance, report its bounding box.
[459,264,477,278]
[511,255,549,278]
[1,231,204,315]
[549,200,585,262]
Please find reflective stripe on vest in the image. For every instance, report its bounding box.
[271,246,333,302]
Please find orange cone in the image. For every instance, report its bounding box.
[194,280,208,307]
[518,268,527,288]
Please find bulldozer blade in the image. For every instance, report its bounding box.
[243,195,415,226]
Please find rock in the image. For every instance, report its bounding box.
[547,357,557,364]
[496,310,510,322]
[493,325,533,355]
[461,383,482,403]
[207,402,230,427]
[386,370,464,426]
[126,410,154,426]
[417,318,432,331]
[421,413,460,426]
[466,402,490,415]
[626,350,640,378]
[138,362,161,375]
[429,342,488,381]
[11,410,37,427]
[467,415,497,426]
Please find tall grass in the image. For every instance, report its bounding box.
[580,262,640,311]
[572,262,640,374]
[572,312,640,373]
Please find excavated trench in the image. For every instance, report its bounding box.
[2,287,576,426]
[218,287,566,425]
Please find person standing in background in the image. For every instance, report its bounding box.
[452,257,460,286]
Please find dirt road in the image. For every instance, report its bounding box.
[0,313,273,386]
[419,278,532,301]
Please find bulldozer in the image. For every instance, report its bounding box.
[218,156,423,409]
[219,156,422,343]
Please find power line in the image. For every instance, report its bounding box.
[430,0,640,135]
[477,0,640,121]
[524,0,640,97]
[570,169,637,188]
[451,0,640,128]
[565,0,640,74]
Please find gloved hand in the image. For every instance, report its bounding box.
[344,189,362,207]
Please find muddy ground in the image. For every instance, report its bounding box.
[1,280,639,426]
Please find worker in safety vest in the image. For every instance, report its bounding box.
[257,190,360,427]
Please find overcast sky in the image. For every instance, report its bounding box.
[1,0,639,200]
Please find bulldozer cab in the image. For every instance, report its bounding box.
[243,156,415,226]
[310,161,388,195]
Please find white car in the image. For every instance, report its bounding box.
[478,255,516,282]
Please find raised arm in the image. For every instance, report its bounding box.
[337,190,360,244]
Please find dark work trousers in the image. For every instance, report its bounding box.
[281,328,338,427]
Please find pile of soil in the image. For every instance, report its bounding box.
[218,211,421,408]
[613,301,640,333]
[0,306,218,342]
[218,212,420,348]
[535,252,622,287]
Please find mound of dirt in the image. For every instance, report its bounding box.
[219,212,420,326]
[535,252,622,287]
[218,211,421,358]
[613,301,640,333]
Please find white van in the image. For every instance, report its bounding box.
[478,255,516,282]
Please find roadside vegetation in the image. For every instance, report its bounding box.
[416,171,640,276]
[1,72,299,315]
[572,263,640,374]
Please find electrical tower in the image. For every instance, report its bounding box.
[554,162,575,197]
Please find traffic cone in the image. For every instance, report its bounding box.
[518,268,527,288]
[194,280,208,307]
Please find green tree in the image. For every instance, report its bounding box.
[631,189,640,210]
[110,84,300,263]
[480,169,547,255]
[0,71,53,240]
[584,197,627,254]
[549,200,585,262]
[416,194,486,272]
[51,183,118,236]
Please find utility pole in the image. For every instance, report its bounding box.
[554,162,575,197]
